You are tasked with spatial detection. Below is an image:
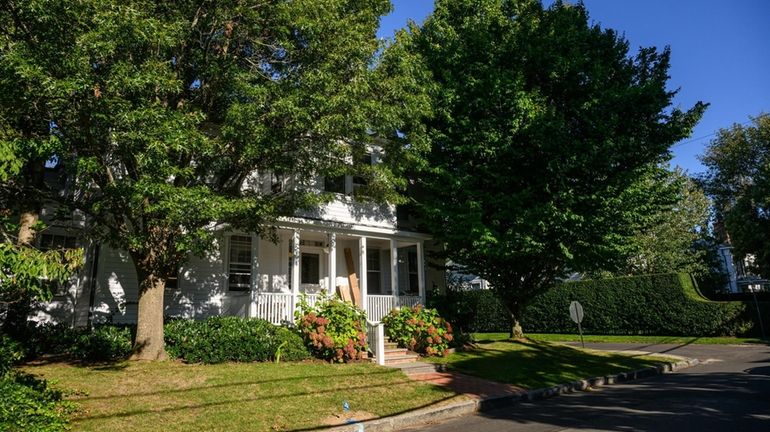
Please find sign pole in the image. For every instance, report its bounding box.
[577,320,584,348]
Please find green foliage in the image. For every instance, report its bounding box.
[429,289,511,333]
[0,0,430,359]
[410,0,707,320]
[0,372,75,432]
[15,322,81,359]
[164,317,309,364]
[617,168,714,276]
[382,305,453,356]
[522,273,751,336]
[71,326,133,362]
[0,335,25,377]
[0,242,83,304]
[295,296,368,362]
[701,114,770,278]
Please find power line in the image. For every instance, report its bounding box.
[671,118,756,149]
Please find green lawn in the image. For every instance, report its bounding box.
[522,333,769,345]
[425,338,676,388]
[21,360,458,432]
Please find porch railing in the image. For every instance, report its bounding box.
[366,294,423,322]
[254,293,293,325]
[366,320,385,366]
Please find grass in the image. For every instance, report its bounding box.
[522,333,769,345]
[21,360,458,432]
[425,337,676,389]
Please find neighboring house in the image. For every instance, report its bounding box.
[31,159,447,327]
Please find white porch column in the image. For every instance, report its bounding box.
[390,239,399,307]
[416,240,425,305]
[291,230,300,316]
[359,236,367,312]
[249,234,260,318]
[328,232,336,297]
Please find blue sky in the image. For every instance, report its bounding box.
[377,0,770,174]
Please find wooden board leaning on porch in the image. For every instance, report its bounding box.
[343,248,362,307]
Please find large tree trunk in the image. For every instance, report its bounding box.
[508,301,524,339]
[130,272,167,360]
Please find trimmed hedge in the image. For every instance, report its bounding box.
[71,326,132,362]
[429,289,511,333]
[164,317,309,363]
[522,273,753,336]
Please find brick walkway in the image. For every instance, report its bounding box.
[408,371,526,400]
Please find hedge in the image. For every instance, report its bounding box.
[522,273,754,336]
[164,317,309,363]
[429,289,511,333]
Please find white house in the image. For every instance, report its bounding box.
[31,164,446,328]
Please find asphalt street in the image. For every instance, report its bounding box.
[404,342,770,432]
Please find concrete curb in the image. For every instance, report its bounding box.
[325,357,701,432]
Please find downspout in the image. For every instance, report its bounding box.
[86,244,100,330]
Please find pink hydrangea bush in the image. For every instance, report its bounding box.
[382,305,454,356]
[296,297,368,362]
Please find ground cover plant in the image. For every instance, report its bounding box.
[424,337,675,389]
[20,360,458,431]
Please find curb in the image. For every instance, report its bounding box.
[325,357,700,432]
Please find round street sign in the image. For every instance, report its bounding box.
[569,301,584,324]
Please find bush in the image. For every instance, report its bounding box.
[0,335,25,377]
[71,326,132,362]
[0,372,75,432]
[429,289,512,333]
[22,323,81,358]
[383,305,453,356]
[296,297,368,362]
[164,317,309,363]
[522,273,752,336]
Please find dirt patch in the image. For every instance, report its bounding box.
[322,410,377,426]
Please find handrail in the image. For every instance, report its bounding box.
[365,320,385,366]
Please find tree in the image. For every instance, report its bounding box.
[410,0,706,336]
[0,0,430,359]
[701,114,770,278]
[618,167,712,276]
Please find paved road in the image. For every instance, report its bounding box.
[405,343,770,432]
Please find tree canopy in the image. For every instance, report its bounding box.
[0,0,430,359]
[701,114,770,278]
[410,0,706,334]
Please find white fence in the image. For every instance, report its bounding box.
[254,293,423,324]
[253,293,293,325]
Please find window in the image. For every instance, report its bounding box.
[270,173,284,193]
[165,269,180,290]
[366,249,381,294]
[352,154,372,194]
[228,235,252,291]
[407,249,418,295]
[301,253,320,284]
[39,233,78,250]
[324,175,345,194]
[39,234,79,296]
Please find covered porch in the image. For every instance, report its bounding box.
[231,227,427,324]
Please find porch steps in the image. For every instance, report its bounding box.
[378,339,421,366]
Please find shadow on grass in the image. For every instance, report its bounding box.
[69,373,457,425]
[437,339,672,389]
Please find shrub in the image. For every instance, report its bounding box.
[522,273,752,336]
[22,322,81,358]
[429,289,511,333]
[0,372,75,432]
[383,305,453,356]
[164,317,309,363]
[296,296,368,362]
[71,325,132,362]
[0,335,25,377]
